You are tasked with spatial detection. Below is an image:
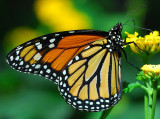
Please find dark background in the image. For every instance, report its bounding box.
[0,0,160,119]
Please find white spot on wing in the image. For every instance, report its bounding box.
[42,36,47,40]
[69,31,75,33]
[73,102,76,105]
[112,36,115,39]
[64,92,67,96]
[60,82,63,86]
[17,46,23,50]
[10,56,14,61]
[109,49,112,52]
[106,104,109,107]
[63,83,66,87]
[65,76,68,80]
[32,64,35,67]
[100,99,104,102]
[19,61,24,65]
[46,69,51,73]
[63,70,66,75]
[33,53,42,61]
[16,51,20,55]
[37,44,42,50]
[91,107,94,110]
[114,93,117,98]
[27,42,31,44]
[40,70,43,74]
[68,60,73,66]
[61,89,64,92]
[49,44,55,48]
[35,42,40,46]
[106,45,110,48]
[108,40,111,43]
[49,38,55,43]
[35,64,41,69]
[53,73,56,77]
[96,107,100,109]
[25,65,29,68]
[96,101,100,104]
[84,46,90,50]
[43,65,47,69]
[101,105,105,108]
[75,56,79,60]
[55,34,59,36]
[85,101,89,104]
[79,106,82,108]
[77,101,82,104]
[85,106,88,108]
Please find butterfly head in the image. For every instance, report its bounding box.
[109,23,123,36]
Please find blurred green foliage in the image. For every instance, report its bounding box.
[1,0,160,119]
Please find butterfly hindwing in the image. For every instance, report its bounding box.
[6,30,107,84]
[58,39,122,111]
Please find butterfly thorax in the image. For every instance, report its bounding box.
[107,23,124,52]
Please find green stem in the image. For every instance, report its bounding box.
[148,92,152,119]
[144,81,150,119]
[138,83,149,93]
[144,92,149,119]
[142,54,149,119]
[151,81,158,119]
[145,81,158,119]
[100,107,113,119]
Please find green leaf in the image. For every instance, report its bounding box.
[123,82,141,94]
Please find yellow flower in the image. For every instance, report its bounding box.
[141,64,160,80]
[125,31,160,55]
[34,0,91,31]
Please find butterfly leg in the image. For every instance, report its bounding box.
[133,42,149,55]
[122,49,140,71]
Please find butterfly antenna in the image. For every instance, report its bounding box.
[124,23,153,33]
[119,5,148,23]
[123,19,136,33]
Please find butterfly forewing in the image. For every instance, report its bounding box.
[6,30,107,84]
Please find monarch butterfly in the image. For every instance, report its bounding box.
[6,22,129,112]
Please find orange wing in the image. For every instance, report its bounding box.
[6,30,106,84]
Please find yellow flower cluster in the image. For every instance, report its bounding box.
[125,31,160,55]
[141,64,160,79]
[34,0,91,31]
